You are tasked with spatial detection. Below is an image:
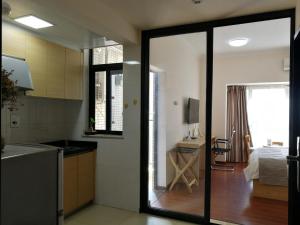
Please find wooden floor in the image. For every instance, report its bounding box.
[150,163,288,225]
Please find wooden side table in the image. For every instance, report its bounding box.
[168,137,206,193]
[168,148,200,193]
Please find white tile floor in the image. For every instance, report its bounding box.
[64,204,238,225]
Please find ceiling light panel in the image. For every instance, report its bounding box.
[14,15,54,29]
[228,38,249,47]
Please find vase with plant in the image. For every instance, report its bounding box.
[85,117,96,135]
[1,68,18,150]
[89,117,95,131]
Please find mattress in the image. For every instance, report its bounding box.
[244,147,288,186]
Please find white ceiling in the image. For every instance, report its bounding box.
[3,0,107,50]
[1,0,296,49]
[99,0,296,29]
[179,18,291,55]
[214,18,291,53]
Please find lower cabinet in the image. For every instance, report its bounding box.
[64,156,78,214]
[64,151,96,216]
[78,152,95,206]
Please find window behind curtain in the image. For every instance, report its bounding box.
[246,85,289,147]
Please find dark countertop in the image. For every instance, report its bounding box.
[42,140,97,156]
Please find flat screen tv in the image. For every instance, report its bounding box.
[187,98,199,124]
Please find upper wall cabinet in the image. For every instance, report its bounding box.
[26,35,48,97]
[65,49,83,100]
[2,23,83,100]
[46,42,66,99]
[2,24,27,59]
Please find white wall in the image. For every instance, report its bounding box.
[68,45,141,212]
[212,48,290,160]
[150,35,204,186]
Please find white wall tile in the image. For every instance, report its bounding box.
[2,95,82,144]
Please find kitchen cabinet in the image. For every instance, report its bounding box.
[65,49,83,100]
[2,23,83,100]
[2,24,27,59]
[63,155,78,215]
[26,35,48,97]
[63,150,96,216]
[78,151,96,206]
[46,42,66,99]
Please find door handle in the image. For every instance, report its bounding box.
[287,137,300,162]
[287,137,300,192]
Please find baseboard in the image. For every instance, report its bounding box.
[154,181,172,191]
[155,185,167,191]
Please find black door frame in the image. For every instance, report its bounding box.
[289,30,300,225]
[140,9,295,225]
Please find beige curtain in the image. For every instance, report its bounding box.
[227,86,251,163]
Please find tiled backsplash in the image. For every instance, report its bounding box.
[1,95,82,144]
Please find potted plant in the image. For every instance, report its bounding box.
[1,68,18,150]
[89,117,95,131]
[1,68,18,110]
[85,117,97,135]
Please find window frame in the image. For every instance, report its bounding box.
[89,49,123,135]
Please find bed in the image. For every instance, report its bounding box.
[244,146,289,201]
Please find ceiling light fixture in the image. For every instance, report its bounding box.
[14,15,54,29]
[228,38,249,47]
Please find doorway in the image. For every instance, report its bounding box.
[140,9,296,225]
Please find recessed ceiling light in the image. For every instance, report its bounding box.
[228,38,249,47]
[14,15,54,29]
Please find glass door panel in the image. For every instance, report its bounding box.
[147,31,207,217]
[211,18,291,225]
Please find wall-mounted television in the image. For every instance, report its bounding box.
[187,98,200,124]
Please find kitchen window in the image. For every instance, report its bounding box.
[89,45,123,135]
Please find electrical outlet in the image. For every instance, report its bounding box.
[10,114,20,128]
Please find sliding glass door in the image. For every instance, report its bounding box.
[211,18,291,225]
[141,9,295,225]
[142,30,211,223]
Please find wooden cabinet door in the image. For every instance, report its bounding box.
[65,49,83,100]
[2,23,27,59]
[26,36,48,97]
[64,155,78,215]
[46,42,66,99]
[77,151,95,206]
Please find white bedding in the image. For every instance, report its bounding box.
[244,147,288,186]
